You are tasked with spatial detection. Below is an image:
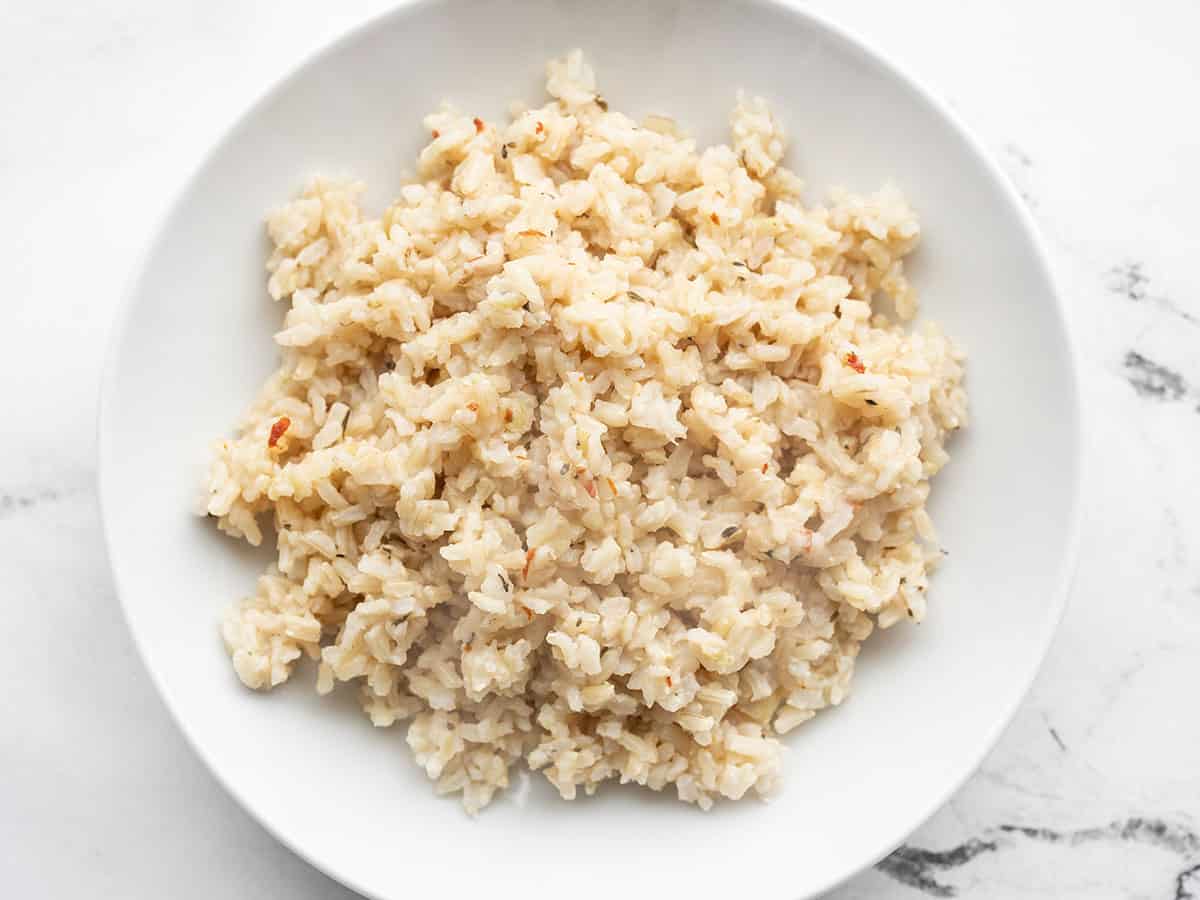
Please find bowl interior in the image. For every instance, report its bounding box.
[100,1,1080,897]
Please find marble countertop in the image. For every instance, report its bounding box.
[3,1,1197,896]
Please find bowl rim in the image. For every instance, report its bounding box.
[97,1,1085,897]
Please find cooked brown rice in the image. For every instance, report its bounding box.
[203,51,967,812]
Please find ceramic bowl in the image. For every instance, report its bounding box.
[99,2,1082,897]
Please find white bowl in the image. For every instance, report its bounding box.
[99,1,1082,897]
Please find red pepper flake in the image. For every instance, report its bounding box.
[761,462,769,474]
[535,121,545,135]
[524,607,533,620]
[844,352,866,374]
[267,416,290,449]
[473,117,484,133]
[518,230,546,238]
[467,402,479,412]
[431,129,440,139]
[523,547,537,581]
[666,676,673,687]
[710,212,720,226]
[503,409,513,423]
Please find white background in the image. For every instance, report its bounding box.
[3,1,1198,897]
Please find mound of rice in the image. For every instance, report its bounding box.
[203,51,967,813]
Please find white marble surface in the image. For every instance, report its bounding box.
[3,1,1197,896]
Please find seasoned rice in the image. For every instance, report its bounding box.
[203,51,967,812]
